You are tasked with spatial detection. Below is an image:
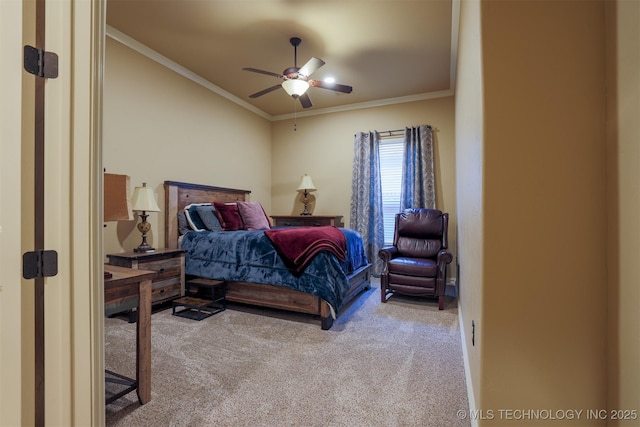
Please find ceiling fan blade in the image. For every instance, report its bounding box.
[299,93,313,109]
[310,80,353,94]
[242,67,283,78]
[298,57,325,77]
[249,84,282,98]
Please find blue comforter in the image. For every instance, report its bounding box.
[181,227,368,311]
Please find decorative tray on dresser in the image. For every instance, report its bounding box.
[270,215,344,227]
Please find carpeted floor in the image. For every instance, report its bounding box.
[105,281,470,427]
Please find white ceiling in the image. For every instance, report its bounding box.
[106,0,458,119]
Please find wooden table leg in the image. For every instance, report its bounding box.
[136,277,152,404]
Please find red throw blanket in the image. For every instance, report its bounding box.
[264,226,347,274]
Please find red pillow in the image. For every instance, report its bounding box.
[213,202,244,231]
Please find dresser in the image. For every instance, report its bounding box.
[106,248,185,307]
[270,215,344,227]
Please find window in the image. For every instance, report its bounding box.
[379,137,403,244]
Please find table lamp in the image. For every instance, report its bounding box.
[297,174,317,216]
[131,182,161,253]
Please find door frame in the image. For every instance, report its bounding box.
[0,0,106,425]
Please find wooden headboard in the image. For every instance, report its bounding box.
[164,181,251,248]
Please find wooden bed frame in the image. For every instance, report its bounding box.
[163,180,371,330]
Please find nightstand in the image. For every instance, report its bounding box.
[270,215,344,227]
[107,248,185,309]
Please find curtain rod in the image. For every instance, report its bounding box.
[354,125,432,138]
[378,125,431,138]
[382,125,432,134]
[379,130,405,139]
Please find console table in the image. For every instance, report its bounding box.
[270,215,344,227]
[104,264,155,405]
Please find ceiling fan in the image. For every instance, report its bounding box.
[242,37,353,109]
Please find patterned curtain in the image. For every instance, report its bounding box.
[350,131,385,275]
[400,125,436,209]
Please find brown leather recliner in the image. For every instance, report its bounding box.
[378,208,453,309]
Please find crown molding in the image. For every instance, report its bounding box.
[450,0,460,91]
[271,90,455,121]
[106,26,272,121]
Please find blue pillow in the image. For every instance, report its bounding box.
[184,203,209,231]
[177,211,190,235]
[196,205,222,231]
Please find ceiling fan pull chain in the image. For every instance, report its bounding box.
[293,98,298,131]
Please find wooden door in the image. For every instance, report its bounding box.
[0,1,29,425]
[0,0,105,425]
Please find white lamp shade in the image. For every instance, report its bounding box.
[282,79,310,97]
[131,183,161,212]
[297,174,317,192]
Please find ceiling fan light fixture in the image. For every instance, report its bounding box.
[282,79,310,98]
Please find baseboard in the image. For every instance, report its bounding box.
[458,303,478,427]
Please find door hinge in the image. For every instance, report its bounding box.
[23,250,58,279]
[23,45,58,79]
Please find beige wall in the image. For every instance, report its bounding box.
[103,38,272,255]
[104,3,640,421]
[6,0,634,423]
[455,0,484,412]
[606,0,640,420]
[482,0,607,418]
[457,0,609,424]
[104,40,458,276]
[271,97,457,277]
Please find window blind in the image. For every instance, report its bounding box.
[379,138,403,244]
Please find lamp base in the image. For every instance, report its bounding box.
[300,193,312,215]
[134,244,155,253]
[135,212,155,253]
